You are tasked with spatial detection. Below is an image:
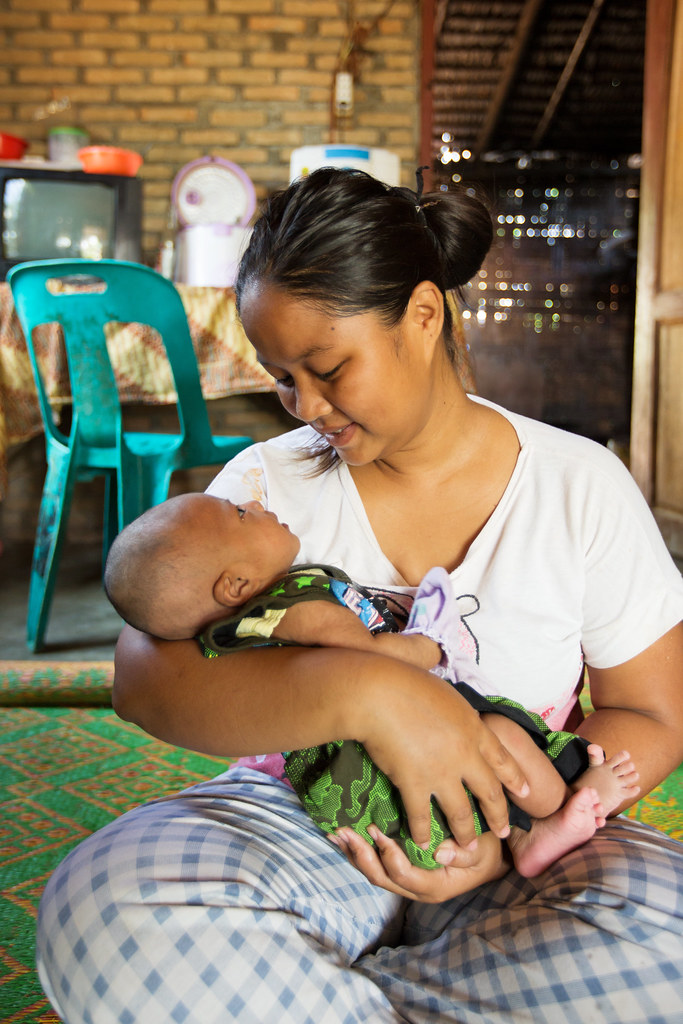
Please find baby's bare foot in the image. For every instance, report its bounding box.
[508,786,605,878]
[578,748,640,817]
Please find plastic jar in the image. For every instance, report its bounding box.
[48,126,89,163]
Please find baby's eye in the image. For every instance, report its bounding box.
[236,506,246,520]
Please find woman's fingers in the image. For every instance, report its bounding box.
[460,727,530,839]
[333,827,443,902]
[331,828,413,897]
[333,826,499,903]
[397,733,530,849]
[480,727,531,802]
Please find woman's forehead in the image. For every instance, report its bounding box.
[243,289,369,362]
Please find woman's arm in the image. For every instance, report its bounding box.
[578,621,683,813]
[112,623,529,849]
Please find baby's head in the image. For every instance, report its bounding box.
[104,492,300,640]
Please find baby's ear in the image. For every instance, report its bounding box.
[214,572,258,608]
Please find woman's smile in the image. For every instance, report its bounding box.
[316,421,357,449]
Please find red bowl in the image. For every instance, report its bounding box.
[77,146,143,176]
[0,133,29,159]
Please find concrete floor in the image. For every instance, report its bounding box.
[0,539,121,661]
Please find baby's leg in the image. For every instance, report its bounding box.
[506,786,606,877]
[481,713,568,818]
[506,749,640,878]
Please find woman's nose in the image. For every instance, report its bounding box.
[292,381,333,423]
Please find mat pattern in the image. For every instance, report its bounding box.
[0,661,113,707]
[1,662,681,1021]
[1,663,230,1021]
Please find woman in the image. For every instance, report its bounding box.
[37,169,683,1023]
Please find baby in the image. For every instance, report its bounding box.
[104,492,640,886]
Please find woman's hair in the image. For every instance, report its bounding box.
[235,167,493,365]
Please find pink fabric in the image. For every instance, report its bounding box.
[235,752,288,783]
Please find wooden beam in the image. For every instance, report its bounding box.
[653,290,683,322]
[420,0,436,183]
[630,0,677,501]
[473,0,545,156]
[435,0,449,37]
[531,0,606,148]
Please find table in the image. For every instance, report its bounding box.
[0,282,275,498]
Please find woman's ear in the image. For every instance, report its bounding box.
[213,571,258,609]
[408,280,444,357]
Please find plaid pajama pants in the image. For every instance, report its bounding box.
[37,766,683,1023]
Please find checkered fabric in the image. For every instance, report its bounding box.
[37,767,683,1023]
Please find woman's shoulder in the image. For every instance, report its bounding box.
[206,426,343,508]
[472,395,632,485]
[207,426,318,487]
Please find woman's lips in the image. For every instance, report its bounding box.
[320,423,356,447]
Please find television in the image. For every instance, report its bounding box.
[0,162,142,280]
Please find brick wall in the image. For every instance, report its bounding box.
[0,0,421,263]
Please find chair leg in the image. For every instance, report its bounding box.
[27,454,77,653]
[117,455,174,530]
[101,470,118,572]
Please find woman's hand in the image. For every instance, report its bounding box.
[350,669,529,851]
[331,826,508,903]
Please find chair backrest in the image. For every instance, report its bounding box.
[8,258,215,451]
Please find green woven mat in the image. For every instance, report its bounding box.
[0,661,114,707]
[0,704,230,1020]
[1,671,681,1020]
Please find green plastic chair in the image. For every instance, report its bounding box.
[8,258,253,651]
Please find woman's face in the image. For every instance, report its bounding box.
[239,282,441,468]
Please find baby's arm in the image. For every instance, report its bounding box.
[271,600,442,670]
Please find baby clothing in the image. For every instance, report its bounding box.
[199,564,397,655]
[200,564,590,868]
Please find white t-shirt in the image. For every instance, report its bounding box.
[207,396,683,729]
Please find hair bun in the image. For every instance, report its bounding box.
[420,187,493,288]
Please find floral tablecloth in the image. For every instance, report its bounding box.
[0,282,275,498]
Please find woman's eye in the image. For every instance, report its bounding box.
[275,374,294,388]
[317,362,344,382]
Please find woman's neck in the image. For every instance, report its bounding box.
[356,377,485,484]
[348,387,521,582]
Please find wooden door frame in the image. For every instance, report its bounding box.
[630,0,677,501]
[630,0,683,553]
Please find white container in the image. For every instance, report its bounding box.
[174,223,252,287]
[289,145,401,186]
[48,126,89,164]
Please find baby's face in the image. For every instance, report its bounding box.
[217,498,301,578]
[158,495,301,639]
